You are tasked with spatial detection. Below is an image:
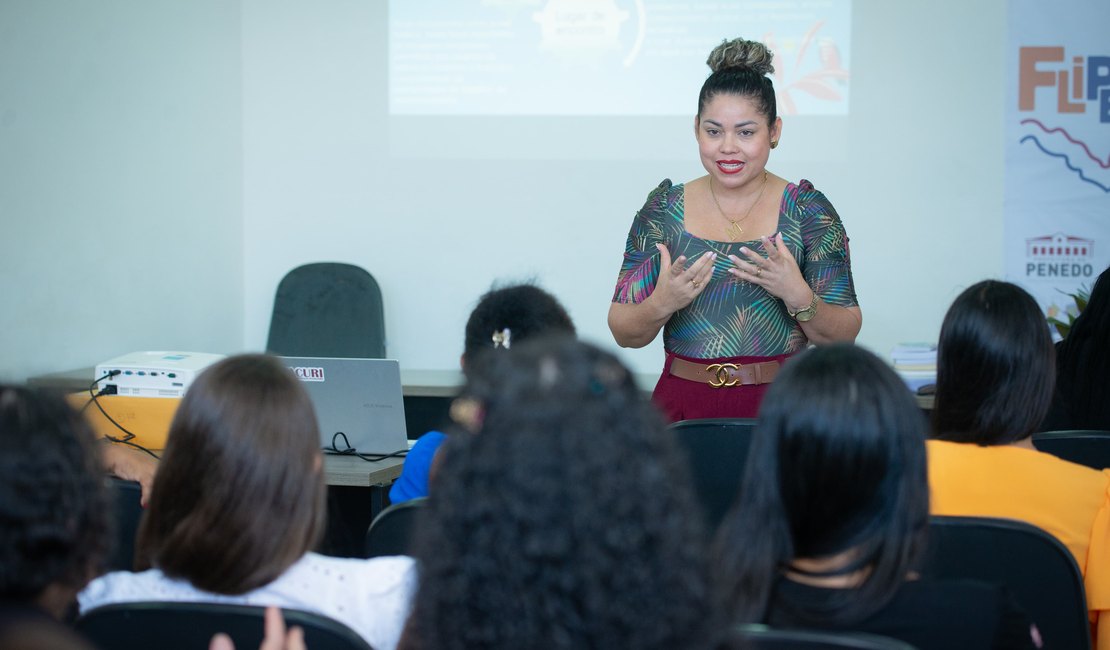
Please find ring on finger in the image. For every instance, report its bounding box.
[691,279,700,288]
[755,267,763,277]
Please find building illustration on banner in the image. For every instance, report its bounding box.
[1025,233,1097,280]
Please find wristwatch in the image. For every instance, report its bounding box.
[788,291,819,322]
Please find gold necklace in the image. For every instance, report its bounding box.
[709,171,768,241]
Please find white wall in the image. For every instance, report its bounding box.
[240,0,1006,377]
[0,0,243,383]
[1,0,1006,382]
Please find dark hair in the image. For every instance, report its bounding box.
[1049,265,1110,429]
[0,386,112,602]
[698,37,778,125]
[136,354,325,594]
[933,281,1054,444]
[462,283,575,369]
[401,338,716,650]
[713,344,929,626]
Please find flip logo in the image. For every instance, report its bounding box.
[1016,47,1110,193]
[1019,47,1110,122]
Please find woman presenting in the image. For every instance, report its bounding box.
[609,37,861,421]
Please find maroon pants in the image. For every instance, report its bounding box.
[652,350,795,423]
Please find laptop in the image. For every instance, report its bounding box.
[280,356,409,455]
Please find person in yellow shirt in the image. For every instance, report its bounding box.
[928,280,1110,649]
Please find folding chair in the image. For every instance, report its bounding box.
[1032,430,1110,470]
[364,497,427,558]
[719,624,916,649]
[107,477,144,571]
[76,602,371,650]
[668,418,757,531]
[922,515,1090,650]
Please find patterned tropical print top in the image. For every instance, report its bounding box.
[612,179,858,359]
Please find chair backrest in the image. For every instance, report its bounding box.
[1032,430,1110,470]
[922,515,1090,650]
[108,477,144,572]
[76,602,372,650]
[719,624,916,649]
[364,497,427,558]
[266,262,386,359]
[668,418,757,531]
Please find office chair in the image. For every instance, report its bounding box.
[668,418,757,531]
[76,602,371,650]
[266,262,386,359]
[1032,430,1110,470]
[922,515,1090,650]
[364,497,427,558]
[719,624,916,649]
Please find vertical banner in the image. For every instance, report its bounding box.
[1007,0,1110,330]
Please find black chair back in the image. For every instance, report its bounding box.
[76,602,371,650]
[719,624,916,649]
[266,262,386,359]
[922,515,1090,650]
[107,477,144,572]
[1032,430,1110,470]
[364,497,427,558]
[668,418,757,531]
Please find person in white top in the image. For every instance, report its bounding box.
[77,354,415,650]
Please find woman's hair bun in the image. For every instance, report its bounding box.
[706,38,774,75]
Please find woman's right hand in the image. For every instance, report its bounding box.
[650,243,715,315]
[608,244,715,349]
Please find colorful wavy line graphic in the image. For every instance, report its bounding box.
[1021,118,1110,168]
[1020,135,1110,193]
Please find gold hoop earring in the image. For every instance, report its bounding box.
[770,141,779,149]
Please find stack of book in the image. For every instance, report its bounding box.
[891,343,937,393]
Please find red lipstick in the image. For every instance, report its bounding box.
[717,160,744,174]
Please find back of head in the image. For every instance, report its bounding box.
[714,344,928,625]
[933,280,1054,444]
[699,37,777,124]
[462,283,575,370]
[0,386,111,608]
[1054,265,1110,428]
[137,354,325,594]
[403,338,714,650]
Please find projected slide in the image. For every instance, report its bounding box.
[389,0,851,116]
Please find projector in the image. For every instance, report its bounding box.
[94,351,226,398]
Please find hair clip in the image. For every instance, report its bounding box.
[491,328,512,349]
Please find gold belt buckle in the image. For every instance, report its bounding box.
[705,362,741,388]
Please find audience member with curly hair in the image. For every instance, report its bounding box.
[389,282,575,504]
[77,354,415,650]
[0,386,111,649]
[928,280,1110,649]
[398,338,717,650]
[714,344,1039,649]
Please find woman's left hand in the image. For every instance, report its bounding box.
[727,233,813,309]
